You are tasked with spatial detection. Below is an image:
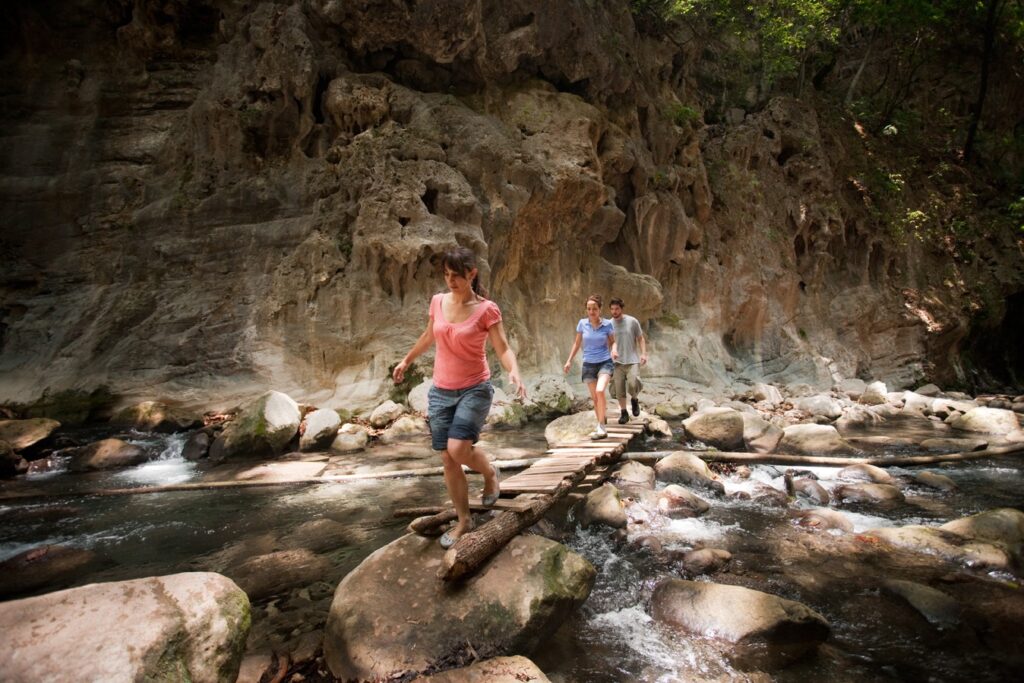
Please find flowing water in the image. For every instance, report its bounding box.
[1,421,1022,682]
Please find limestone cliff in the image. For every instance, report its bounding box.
[1,0,1020,412]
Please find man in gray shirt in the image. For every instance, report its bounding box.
[609,297,647,424]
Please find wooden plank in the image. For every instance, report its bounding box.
[464,496,536,512]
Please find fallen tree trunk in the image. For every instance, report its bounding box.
[0,457,541,503]
[626,444,1024,467]
[440,466,595,581]
[407,509,457,536]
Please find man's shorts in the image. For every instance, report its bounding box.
[581,360,614,384]
[427,380,494,451]
[611,362,643,399]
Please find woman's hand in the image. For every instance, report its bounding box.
[509,370,527,400]
[392,360,409,384]
[563,360,571,374]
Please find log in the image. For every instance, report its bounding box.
[625,444,1024,467]
[440,467,592,581]
[408,510,457,536]
[0,457,542,503]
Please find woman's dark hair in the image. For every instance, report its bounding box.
[441,247,487,297]
[586,294,603,308]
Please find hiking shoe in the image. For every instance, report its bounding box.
[589,425,608,440]
[618,410,629,424]
[631,397,640,416]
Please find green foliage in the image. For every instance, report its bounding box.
[387,361,423,406]
[1009,196,1024,234]
[666,103,700,127]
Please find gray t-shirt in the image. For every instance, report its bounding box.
[612,314,643,365]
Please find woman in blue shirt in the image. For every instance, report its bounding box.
[563,294,616,439]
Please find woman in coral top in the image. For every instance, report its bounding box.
[392,247,527,548]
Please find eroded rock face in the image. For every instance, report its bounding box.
[650,579,829,669]
[0,1,1015,415]
[0,572,250,683]
[323,533,594,681]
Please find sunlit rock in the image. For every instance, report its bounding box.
[544,411,602,447]
[950,407,1021,435]
[0,418,61,451]
[0,572,250,682]
[677,548,731,576]
[323,534,594,681]
[751,382,783,405]
[330,423,370,453]
[837,463,892,484]
[211,391,301,460]
[911,470,958,491]
[859,381,888,405]
[881,579,960,630]
[939,508,1024,554]
[610,461,656,490]
[380,415,430,444]
[777,424,857,456]
[110,400,201,433]
[833,483,904,505]
[657,484,710,518]
[579,483,626,529]
[650,579,829,669]
[864,525,1012,570]
[919,437,986,453]
[741,413,783,454]
[370,400,405,427]
[835,378,866,399]
[791,507,852,532]
[653,451,724,494]
[299,408,341,451]
[795,395,842,419]
[526,376,575,419]
[682,407,744,451]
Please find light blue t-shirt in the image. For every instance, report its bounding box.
[576,318,614,363]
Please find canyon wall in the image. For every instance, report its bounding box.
[1,0,1020,411]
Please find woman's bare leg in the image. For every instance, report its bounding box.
[595,374,611,425]
[444,439,498,536]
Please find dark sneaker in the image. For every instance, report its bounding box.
[618,410,629,424]
[631,397,640,416]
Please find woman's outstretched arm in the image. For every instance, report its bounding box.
[393,318,435,383]
[488,321,526,399]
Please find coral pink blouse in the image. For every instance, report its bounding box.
[430,293,502,390]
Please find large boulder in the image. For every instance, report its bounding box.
[0,572,250,682]
[578,483,627,529]
[408,380,432,413]
[919,437,986,453]
[654,452,724,494]
[835,378,866,399]
[901,391,933,416]
[741,413,783,454]
[0,418,61,451]
[837,463,893,484]
[776,424,857,456]
[525,376,575,419]
[110,401,201,432]
[182,430,212,461]
[650,579,829,669]
[299,409,341,451]
[950,407,1021,435]
[68,438,148,471]
[323,534,594,681]
[544,411,602,447]
[211,391,301,460]
[682,407,744,450]
[370,399,405,427]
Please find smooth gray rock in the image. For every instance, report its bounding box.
[299,408,341,451]
[0,572,250,683]
[579,483,627,529]
[682,407,745,451]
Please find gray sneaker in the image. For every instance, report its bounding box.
[589,425,608,440]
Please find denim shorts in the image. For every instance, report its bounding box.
[581,360,614,383]
[427,381,494,451]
